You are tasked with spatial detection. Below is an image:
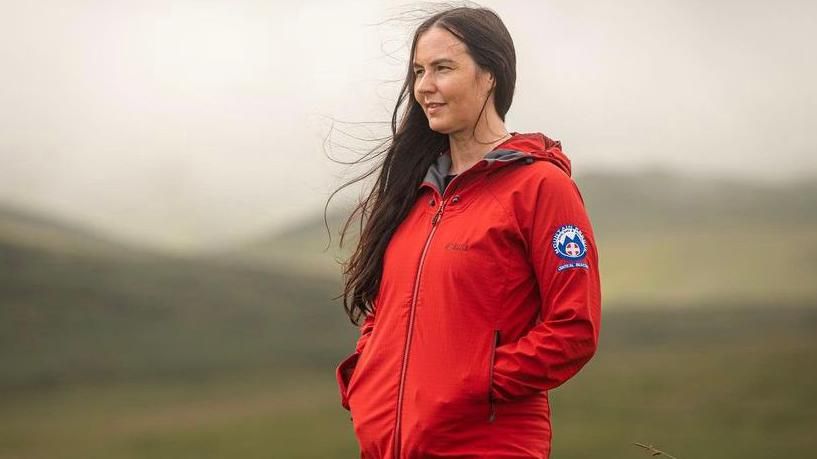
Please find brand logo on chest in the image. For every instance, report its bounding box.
[445,242,470,252]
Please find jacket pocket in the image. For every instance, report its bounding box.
[487,329,500,423]
[336,351,361,412]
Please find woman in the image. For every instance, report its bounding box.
[332,6,601,459]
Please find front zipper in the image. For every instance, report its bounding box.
[392,190,450,459]
[488,330,500,423]
[391,155,530,453]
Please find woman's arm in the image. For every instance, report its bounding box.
[491,167,602,402]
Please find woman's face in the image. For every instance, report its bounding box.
[412,26,495,135]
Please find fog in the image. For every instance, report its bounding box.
[1,0,815,251]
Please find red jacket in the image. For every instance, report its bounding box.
[336,132,602,458]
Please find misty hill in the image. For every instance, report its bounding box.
[576,170,817,230]
[222,171,817,306]
[209,204,356,280]
[0,204,155,260]
[0,206,350,390]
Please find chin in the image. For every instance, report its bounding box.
[427,119,454,134]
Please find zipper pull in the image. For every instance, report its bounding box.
[431,202,444,225]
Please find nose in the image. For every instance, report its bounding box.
[415,72,435,96]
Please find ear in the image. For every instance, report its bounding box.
[480,69,495,89]
[483,71,494,85]
[486,72,496,94]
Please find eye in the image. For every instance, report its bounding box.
[437,65,451,72]
[414,68,425,76]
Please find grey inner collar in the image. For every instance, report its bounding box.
[422,149,529,194]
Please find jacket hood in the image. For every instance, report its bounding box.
[421,132,571,193]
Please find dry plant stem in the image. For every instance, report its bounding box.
[633,442,679,458]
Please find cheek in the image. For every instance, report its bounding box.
[438,79,463,106]
[464,85,486,111]
[449,77,480,107]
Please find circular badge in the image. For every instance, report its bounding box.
[552,225,587,260]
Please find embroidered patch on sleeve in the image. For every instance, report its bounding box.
[552,224,589,271]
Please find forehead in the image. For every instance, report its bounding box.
[413,26,469,64]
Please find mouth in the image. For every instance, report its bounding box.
[426,102,446,114]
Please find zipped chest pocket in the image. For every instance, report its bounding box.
[488,329,500,423]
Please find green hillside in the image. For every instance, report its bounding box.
[207,205,354,279]
[0,207,352,390]
[577,170,817,230]
[0,204,151,259]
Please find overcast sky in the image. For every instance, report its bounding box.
[1,0,815,251]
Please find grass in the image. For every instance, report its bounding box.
[0,370,357,459]
[550,306,817,458]
[1,305,815,458]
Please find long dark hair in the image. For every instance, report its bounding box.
[326,5,517,325]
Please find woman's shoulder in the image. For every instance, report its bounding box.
[506,157,576,195]
[486,158,578,217]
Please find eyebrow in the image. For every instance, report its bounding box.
[413,58,456,68]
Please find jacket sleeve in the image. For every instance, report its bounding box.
[490,168,602,402]
[336,311,376,411]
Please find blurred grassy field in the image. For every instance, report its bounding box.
[1,306,815,458]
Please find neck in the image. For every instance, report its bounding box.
[447,112,510,175]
